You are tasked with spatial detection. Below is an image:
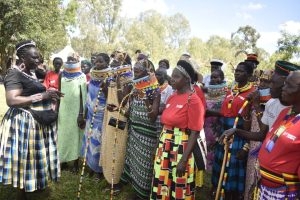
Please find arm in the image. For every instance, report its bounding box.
[6,89,62,108]
[206,109,222,117]
[145,91,161,123]
[176,130,199,177]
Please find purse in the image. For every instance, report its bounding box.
[28,109,58,125]
[108,117,127,130]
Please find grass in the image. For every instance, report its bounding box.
[0,84,212,200]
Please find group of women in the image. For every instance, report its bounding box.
[0,39,282,200]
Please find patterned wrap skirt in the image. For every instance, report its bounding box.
[151,127,195,200]
[253,184,299,200]
[0,107,60,192]
[121,98,158,199]
[212,117,247,193]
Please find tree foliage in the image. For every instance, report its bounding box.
[277,30,300,60]
[0,0,76,71]
[231,25,261,52]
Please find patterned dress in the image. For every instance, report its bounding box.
[121,97,158,199]
[81,78,106,173]
[204,83,227,171]
[0,68,60,192]
[151,92,205,200]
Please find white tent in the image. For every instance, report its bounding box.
[50,44,75,62]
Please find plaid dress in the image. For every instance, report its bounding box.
[0,107,60,192]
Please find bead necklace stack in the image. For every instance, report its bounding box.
[132,73,159,100]
[77,86,103,200]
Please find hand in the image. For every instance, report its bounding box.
[176,158,187,177]
[77,114,86,129]
[236,148,248,160]
[107,104,117,112]
[218,128,236,145]
[247,90,260,107]
[43,90,64,100]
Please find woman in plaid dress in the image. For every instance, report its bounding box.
[0,40,62,199]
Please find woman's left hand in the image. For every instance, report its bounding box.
[218,128,236,144]
[176,158,187,177]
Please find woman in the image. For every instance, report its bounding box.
[211,62,255,200]
[244,70,273,200]
[151,59,205,199]
[81,53,110,177]
[121,59,160,200]
[0,40,62,199]
[101,63,133,194]
[204,69,227,171]
[57,55,87,172]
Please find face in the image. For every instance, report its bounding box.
[171,68,188,90]
[210,71,222,85]
[155,69,166,85]
[159,61,168,69]
[281,72,300,105]
[94,56,108,70]
[258,71,272,89]
[53,59,63,72]
[23,47,39,70]
[269,73,286,99]
[234,64,249,83]
[133,62,147,79]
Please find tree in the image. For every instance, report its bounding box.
[277,30,300,60]
[0,0,76,71]
[231,25,261,52]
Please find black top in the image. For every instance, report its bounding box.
[4,68,46,96]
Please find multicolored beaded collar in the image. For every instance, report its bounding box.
[133,73,159,99]
[90,67,112,81]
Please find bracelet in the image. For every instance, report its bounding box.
[117,88,122,91]
[148,109,153,114]
[255,111,263,117]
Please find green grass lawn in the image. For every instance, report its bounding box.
[0,84,212,200]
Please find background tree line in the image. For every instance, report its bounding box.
[0,0,299,80]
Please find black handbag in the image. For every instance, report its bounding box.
[28,109,58,125]
[108,117,127,130]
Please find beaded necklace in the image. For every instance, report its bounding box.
[132,73,159,100]
[90,67,112,81]
[265,109,300,152]
[228,82,252,109]
[13,66,38,81]
[77,85,104,200]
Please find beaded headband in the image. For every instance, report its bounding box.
[175,65,191,80]
[16,41,36,51]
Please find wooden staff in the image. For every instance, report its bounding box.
[215,139,230,200]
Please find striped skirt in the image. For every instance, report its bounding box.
[0,108,60,192]
[253,184,299,200]
[150,127,195,200]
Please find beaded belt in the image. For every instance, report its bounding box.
[260,165,300,190]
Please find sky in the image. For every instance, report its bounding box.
[121,0,300,54]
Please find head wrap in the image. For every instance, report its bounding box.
[176,60,195,83]
[245,53,259,65]
[210,59,223,67]
[274,60,300,76]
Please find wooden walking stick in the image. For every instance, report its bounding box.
[215,139,230,200]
